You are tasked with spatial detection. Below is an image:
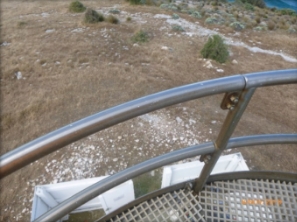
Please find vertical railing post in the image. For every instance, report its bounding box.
[193,87,256,193]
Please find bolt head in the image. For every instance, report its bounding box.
[230,95,239,103]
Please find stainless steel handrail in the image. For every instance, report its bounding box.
[1,69,296,179]
[0,69,296,221]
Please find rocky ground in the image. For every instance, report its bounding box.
[0,0,296,221]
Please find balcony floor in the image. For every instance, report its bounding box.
[104,178,297,222]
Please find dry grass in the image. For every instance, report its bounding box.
[0,0,297,221]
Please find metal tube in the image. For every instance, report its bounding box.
[0,75,245,179]
[194,88,256,193]
[1,69,297,179]
[226,134,297,148]
[33,143,215,222]
[243,69,297,88]
[33,133,297,222]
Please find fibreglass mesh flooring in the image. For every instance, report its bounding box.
[108,179,297,222]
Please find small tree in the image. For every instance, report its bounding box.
[69,1,86,13]
[200,35,229,63]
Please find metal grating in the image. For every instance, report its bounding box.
[107,179,297,222]
[109,189,205,222]
[199,179,297,222]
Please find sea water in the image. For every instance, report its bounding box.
[228,0,297,12]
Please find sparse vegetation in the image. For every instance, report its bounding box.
[84,8,104,23]
[200,34,229,63]
[127,0,141,5]
[126,16,132,22]
[278,8,297,16]
[236,0,265,8]
[267,21,275,30]
[69,1,86,13]
[171,24,185,32]
[17,21,27,28]
[1,1,297,221]
[131,30,149,43]
[106,15,119,24]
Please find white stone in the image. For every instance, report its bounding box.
[176,117,183,124]
[232,59,238,64]
[45,29,55,33]
[15,71,22,80]
[161,46,169,50]
[204,60,213,69]
[217,69,224,73]
[1,41,10,46]
[169,209,179,221]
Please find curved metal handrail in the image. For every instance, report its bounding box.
[0,69,296,221]
[1,69,296,178]
[33,134,297,221]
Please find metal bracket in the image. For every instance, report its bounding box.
[199,154,212,164]
[220,92,240,110]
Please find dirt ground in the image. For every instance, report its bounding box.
[0,0,296,221]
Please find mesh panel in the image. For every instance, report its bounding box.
[199,179,297,222]
[108,179,297,222]
[110,189,205,222]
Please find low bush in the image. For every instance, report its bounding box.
[278,8,296,16]
[239,0,265,8]
[244,3,254,11]
[84,9,104,23]
[69,1,86,13]
[127,0,142,5]
[132,30,149,43]
[200,34,229,63]
[171,24,185,32]
[267,21,275,30]
[106,15,119,24]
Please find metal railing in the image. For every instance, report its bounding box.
[0,69,296,221]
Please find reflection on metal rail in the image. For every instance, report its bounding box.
[0,69,296,221]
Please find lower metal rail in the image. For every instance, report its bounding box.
[32,134,297,222]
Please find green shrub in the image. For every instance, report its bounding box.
[278,8,296,16]
[69,1,86,13]
[84,8,104,23]
[106,15,119,24]
[132,30,149,43]
[244,3,254,11]
[126,16,132,22]
[172,24,185,32]
[230,21,245,31]
[200,35,229,63]
[237,0,265,8]
[172,13,180,19]
[127,0,142,5]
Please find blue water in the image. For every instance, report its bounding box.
[228,0,297,12]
